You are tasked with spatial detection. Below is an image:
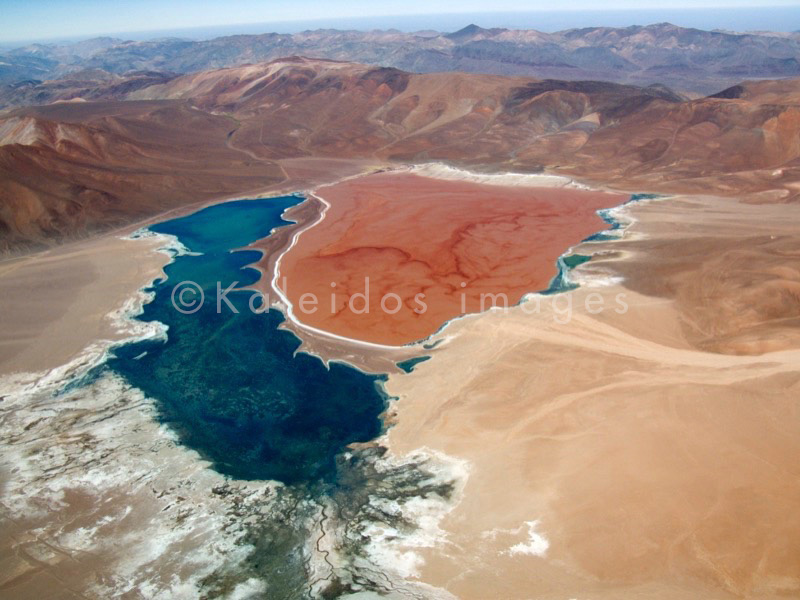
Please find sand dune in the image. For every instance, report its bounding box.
[589,195,800,355]
[382,193,800,599]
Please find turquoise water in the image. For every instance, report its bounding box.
[542,252,590,295]
[630,193,663,202]
[583,192,660,243]
[549,192,659,291]
[546,191,657,292]
[561,253,591,269]
[396,355,431,373]
[582,208,622,242]
[107,196,388,485]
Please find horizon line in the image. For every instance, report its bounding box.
[2,5,799,46]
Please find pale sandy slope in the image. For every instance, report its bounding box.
[0,233,167,375]
[384,194,800,599]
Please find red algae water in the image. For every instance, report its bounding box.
[277,172,626,345]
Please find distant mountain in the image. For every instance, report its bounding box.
[445,24,508,41]
[0,69,176,108]
[0,54,57,85]
[2,23,800,100]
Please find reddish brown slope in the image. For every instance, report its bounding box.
[0,100,283,252]
[2,58,800,252]
[560,89,800,191]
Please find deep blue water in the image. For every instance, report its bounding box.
[108,196,388,485]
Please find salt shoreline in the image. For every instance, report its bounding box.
[270,191,409,351]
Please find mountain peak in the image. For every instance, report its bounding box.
[451,24,483,34]
[446,23,505,41]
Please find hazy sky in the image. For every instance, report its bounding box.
[2,0,799,43]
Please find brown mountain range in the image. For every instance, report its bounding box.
[1,57,798,253]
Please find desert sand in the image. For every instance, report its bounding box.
[0,233,166,375]
[382,193,800,599]
[273,172,625,345]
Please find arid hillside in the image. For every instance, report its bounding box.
[0,99,284,252]
[1,57,799,252]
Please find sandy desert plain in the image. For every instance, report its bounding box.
[0,58,799,600]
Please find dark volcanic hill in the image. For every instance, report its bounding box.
[2,58,799,253]
[2,23,800,101]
